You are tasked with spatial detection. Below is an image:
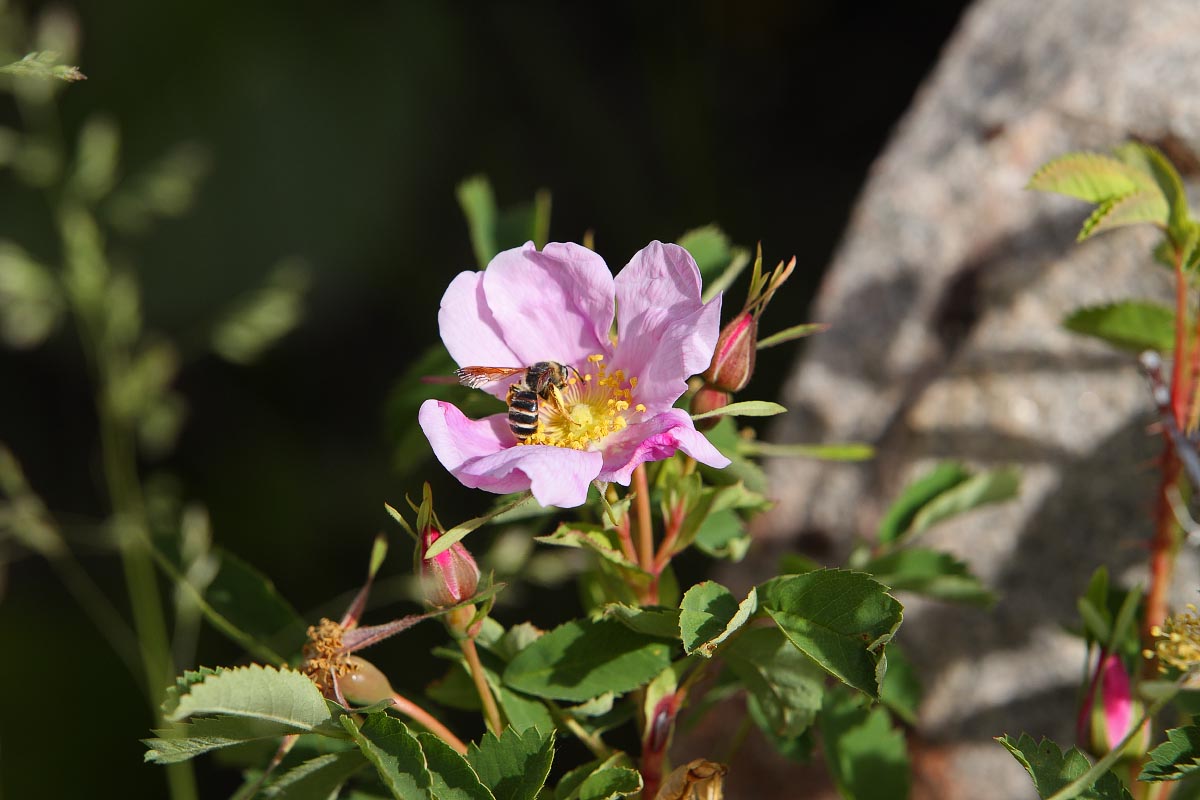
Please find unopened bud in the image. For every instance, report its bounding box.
[420,529,480,609]
[341,656,396,705]
[703,312,757,393]
[1078,653,1149,760]
[690,386,731,432]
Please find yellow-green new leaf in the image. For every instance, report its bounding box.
[690,400,786,421]
[1077,189,1168,241]
[1063,301,1175,352]
[1028,153,1155,203]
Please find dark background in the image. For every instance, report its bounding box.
[0,2,970,796]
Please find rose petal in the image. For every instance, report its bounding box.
[438,271,524,400]
[614,241,722,411]
[419,399,603,507]
[483,242,616,369]
[598,408,731,485]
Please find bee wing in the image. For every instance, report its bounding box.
[455,365,525,388]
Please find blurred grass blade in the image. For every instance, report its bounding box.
[458,175,498,268]
[212,258,309,365]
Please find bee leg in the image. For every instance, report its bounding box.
[548,386,570,416]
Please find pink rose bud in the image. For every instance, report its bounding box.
[690,385,731,432]
[420,528,480,608]
[1078,652,1148,759]
[703,311,757,393]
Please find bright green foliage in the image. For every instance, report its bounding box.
[821,692,909,800]
[262,751,368,800]
[503,618,674,701]
[1029,143,1196,246]
[601,603,682,640]
[144,715,310,764]
[571,767,642,800]
[678,225,732,281]
[725,626,824,740]
[536,525,644,573]
[426,493,533,558]
[737,440,874,461]
[555,755,642,800]
[664,471,768,561]
[1027,152,1157,204]
[160,664,333,731]
[1140,724,1200,782]
[456,174,552,269]
[433,634,557,734]
[757,322,829,350]
[689,399,787,421]
[417,733,496,800]
[457,176,499,268]
[905,467,1020,539]
[678,582,756,657]
[701,416,770,493]
[678,224,751,303]
[1114,142,1192,245]
[203,549,309,660]
[864,548,994,606]
[1062,301,1175,352]
[877,463,969,544]
[1078,190,1169,242]
[691,508,750,561]
[1077,566,1142,657]
[878,645,922,726]
[998,734,1133,799]
[340,715,433,799]
[466,727,555,800]
[759,570,903,698]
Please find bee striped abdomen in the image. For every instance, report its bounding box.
[507,388,540,441]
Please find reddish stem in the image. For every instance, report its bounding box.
[1144,452,1181,679]
[632,465,658,605]
[652,502,686,575]
[1171,252,1190,426]
[1143,247,1190,677]
[616,516,638,565]
[390,692,468,753]
[640,690,683,799]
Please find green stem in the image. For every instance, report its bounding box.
[1045,676,1184,800]
[460,637,504,735]
[546,700,612,760]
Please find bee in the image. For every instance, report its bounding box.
[456,361,580,443]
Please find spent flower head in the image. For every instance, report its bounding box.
[420,240,730,507]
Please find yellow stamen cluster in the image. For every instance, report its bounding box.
[301,618,353,694]
[523,354,645,450]
[1145,605,1200,674]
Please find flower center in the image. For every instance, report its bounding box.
[522,354,646,450]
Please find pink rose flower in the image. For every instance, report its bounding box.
[419,240,731,507]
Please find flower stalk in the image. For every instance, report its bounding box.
[460,637,504,735]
